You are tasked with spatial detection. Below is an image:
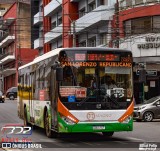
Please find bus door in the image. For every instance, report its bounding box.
[29,72,35,123]
[20,75,24,118]
[50,68,58,129]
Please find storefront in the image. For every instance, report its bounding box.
[117,1,160,104]
[120,34,160,104]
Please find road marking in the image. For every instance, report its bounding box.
[79,141,93,146]
[114,141,128,144]
[127,137,145,141]
[39,138,56,142]
[3,149,33,151]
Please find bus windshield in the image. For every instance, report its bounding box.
[59,50,133,110]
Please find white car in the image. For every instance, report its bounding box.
[134,96,160,122]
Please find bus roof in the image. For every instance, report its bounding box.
[19,48,63,70]
[18,47,131,70]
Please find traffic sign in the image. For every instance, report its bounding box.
[136,70,157,76]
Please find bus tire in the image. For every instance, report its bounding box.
[24,107,29,126]
[102,132,114,137]
[44,111,52,138]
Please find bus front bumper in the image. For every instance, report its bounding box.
[58,121,133,133]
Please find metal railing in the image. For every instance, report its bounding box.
[0,52,14,60]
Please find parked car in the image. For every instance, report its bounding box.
[134,96,160,122]
[6,87,18,100]
[0,91,5,103]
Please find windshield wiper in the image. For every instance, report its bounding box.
[105,94,120,107]
[77,89,99,106]
[77,88,107,106]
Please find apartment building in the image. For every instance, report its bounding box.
[117,0,160,103]
[32,0,116,54]
[0,2,38,92]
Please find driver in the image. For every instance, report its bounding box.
[101,76,117,89]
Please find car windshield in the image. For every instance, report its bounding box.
[143,96,160,104]
[0,91,3,95]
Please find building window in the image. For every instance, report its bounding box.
[79,8,85,17]
[0,8,5,10]
[132,17,152,34]
[88,37,96,47]
[100,0,105,5]
[146,0,158,3]
[153,16,160,33]
[51,21,56,29]
[79,41,86,47]
[135,0,143,5]
[124,16,160,36]
[88,1,96,12]
[100,33,108,45]
[124,20,132,36]
[58,17,62,25]
[126,0,132,7]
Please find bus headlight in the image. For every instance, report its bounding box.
[2,96,5,98]
[61,116,76,125]
[122,116,132,123]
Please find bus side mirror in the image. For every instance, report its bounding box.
[56,67,63,81]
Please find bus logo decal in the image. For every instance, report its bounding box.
[87,112,95,121]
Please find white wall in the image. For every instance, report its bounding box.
[119,33,160,57]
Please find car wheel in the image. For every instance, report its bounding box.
[9,95,15,100]
[2,100,4,103]
[143,112,153,122]
[102,132,114,137]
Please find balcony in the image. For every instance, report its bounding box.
[44,24,62,44]
[74,5,114,33]
[0,18,15,30]
[34,12,43,25]
[0,52,15,64]
[34,38,43,49]
[44,0,62,17]
[0,34,15,48]
[119,0,159,10]
[0,66,16,77]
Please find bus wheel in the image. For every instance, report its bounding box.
[45,112,52,138]
[102,132,114,137]
[24,108,28,126]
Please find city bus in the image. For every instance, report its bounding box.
[18,47,134,137]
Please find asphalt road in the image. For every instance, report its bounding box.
[0,99,160,151]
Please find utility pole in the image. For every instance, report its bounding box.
[138,63,146,103]
[72,21,76,47]
[115,0,119,48]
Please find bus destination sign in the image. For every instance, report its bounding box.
[60,53,120,62]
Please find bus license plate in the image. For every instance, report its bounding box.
[93,126,105,130]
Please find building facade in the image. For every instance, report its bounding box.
[118,0,160,103]
[32,0,116,54]
[0,0,16,17]
[0,2,38,93]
